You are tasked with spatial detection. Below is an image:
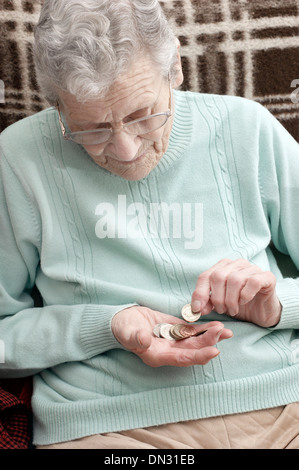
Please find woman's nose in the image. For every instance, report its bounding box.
[110,129,141,161]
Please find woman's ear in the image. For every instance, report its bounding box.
[173,38,184,88]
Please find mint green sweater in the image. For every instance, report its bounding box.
[1,91,299,445]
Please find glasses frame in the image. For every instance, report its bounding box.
[57,78,173,146]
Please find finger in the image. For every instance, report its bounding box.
[224,265,262,316]
[218,327,234,340]
[209,259,257,314]
[239,271,276,305]
[136,328,153,349]
[191,259,232,314]
[142,345,221,367]
[176,324,233,348]
[166,346,221,367]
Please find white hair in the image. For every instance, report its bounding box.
[33,0,178,105]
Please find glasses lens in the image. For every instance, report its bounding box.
[65,114,169,145]
[69,129,112,145]
[125,114,168,135]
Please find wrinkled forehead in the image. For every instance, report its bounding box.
[57,58,166,124]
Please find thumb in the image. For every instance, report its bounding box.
[134,328,152,350]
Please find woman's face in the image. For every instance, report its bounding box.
[58,58,182,180]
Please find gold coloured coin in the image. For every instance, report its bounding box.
[170,324,207,340]
[169,324,184,340]
[170,324,195,339]
[181,303,201,322]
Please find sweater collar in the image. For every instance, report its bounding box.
[147,90,194,177]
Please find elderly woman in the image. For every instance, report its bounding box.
[0,0,298,449]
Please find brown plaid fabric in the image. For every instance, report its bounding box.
[0,0,47,131]
[0,0,298,140]
[160,0,299,141]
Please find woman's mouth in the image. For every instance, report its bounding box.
[118,152,147,164]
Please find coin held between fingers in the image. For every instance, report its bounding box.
[181,303,201,322]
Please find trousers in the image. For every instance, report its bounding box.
[37,402,299,449]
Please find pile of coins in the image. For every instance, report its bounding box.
[152,303,205,341]
[153,323,207,341]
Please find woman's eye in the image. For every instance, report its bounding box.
[124,108,150,122]
[96,123,112,130]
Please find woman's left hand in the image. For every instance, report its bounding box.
[191,258,282,328]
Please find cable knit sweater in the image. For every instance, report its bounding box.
[0,90,299,445]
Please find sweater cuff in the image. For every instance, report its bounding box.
[80,303,138,358]
[274,279,299,330]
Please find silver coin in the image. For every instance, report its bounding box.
[153,324,162,338]
[181,303,201,322]
[153,323,171,338]
[159,323,175,341]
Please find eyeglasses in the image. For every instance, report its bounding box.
[57,80,173,146]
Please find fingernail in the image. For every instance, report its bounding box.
[192,300,201,313]
[216,327,224,341]
[212,350,220,359]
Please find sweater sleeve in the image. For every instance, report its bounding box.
[0,141,133,378]
[257,104,299,330]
